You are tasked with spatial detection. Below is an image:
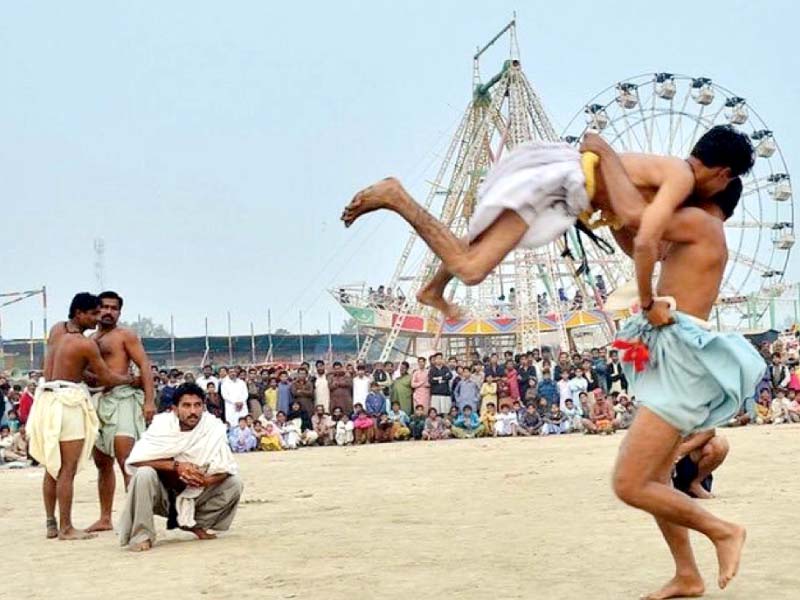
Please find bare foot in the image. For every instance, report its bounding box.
[341,177,404,227]
[181,526,217,540]
[86,518,114,532]
[416,287,464,320]
[58,526,98,541]
[714,525,746,590]
[641,573,705,599]
[130,539,152,552]
[689,481,714,500]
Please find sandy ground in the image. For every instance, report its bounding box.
[2,424,799,600]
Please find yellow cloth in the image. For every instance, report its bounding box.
[577,151,624,231]
[260,434,283,451]
[580,152,599,200]
[28,381,99,478]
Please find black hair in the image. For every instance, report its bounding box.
[690,125,754,177]
[332,361,342,367]
[463,405,473,412]
[315,360,325,367]
[173,382,206,405]
[98,290,124,309]
[68,292,100,318]
[709,176,743,220]
[238,416,247,423]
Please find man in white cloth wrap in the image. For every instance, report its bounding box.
[341,127,750,322]
[581,130,765,599]
[87,290,156,533]
[119,382,242,552]
[28,293,136,540]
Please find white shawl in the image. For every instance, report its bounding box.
[126,411,238,527]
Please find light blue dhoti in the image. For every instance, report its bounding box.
[617,312,766,435]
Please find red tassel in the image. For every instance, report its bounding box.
[612,339,650,372]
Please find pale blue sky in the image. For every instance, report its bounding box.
[1,1,798,338]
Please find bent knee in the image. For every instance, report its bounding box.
[134,466,158,481]
[612,470,645,507]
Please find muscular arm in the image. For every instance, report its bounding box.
[85,342,133,388]
[124,331,154,404]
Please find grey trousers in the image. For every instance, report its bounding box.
[118,466,243,546]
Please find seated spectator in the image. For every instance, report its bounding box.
[536,397,549,419]
[480,402,497,434]
[754,389,772,425]
[444,405,460,429]
[353,408,375,444]
[364,382,387,418]
[287,401,318,446]
[496,376,512,410]
[450,405,486,439]
[387,401,411,440]
[311,405,334,445]
[480,375,498,412]
[582,392,615,434]
[725,407,751,428]
[264,378,278,414]
[562,398,582,433]
[275,411,302,449]
[1,424,28,463]
[494,404,519,437]
[205,383,225,421]
[5,409,20,433]
[258,419,284,451]
[770,389,791,424]
[787,391,800,423]
[422,408,450,441]
[517,403,542,436]
[374,414,395,443]
[541,404,567,436]
[228,417,257,453]
[408,405,427,441]
[612,394,636,430]
[335,413,355,446]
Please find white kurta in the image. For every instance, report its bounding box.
[352,375,370,408]
[314,375,331,413]
[221,378,249,426]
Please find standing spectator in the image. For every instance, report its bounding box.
[372,361,392,398]
[290,367,315,415]
[569,367,590,407]
[353,364,371,409]
[276,371,293,415]
[195,364,219,392]
[769,353,790,390]
[537,369,558,407]
[483,353,505,378]
[365,382,386,418]
[312,360,331,413]
[505,360,520,403]
[411,356,431,410]
[517,355,538,402]
[329,361,353,415]
[557,370,572,410]
[221,368,249,426]
[390,361,413,415]
[205,382,225,421]
[428,353,452,415]
[581,360,600,392]
[246,369,264,419]
[496,372,512,409]
[480,374,498,412]
[158,372,181,412]
[592,348,609,394]
[454,367,480,412]
[264,377,278,413]
[607,350,628,394]
[553,352,571,381]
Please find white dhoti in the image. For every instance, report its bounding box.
[28,381,99,478]
[467,142,591,248]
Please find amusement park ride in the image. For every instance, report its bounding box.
[332,18,795,362]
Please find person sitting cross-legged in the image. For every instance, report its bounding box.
[450,405,486,439]
[386,401,411,440]
[352,405,375,444]
[541,403,568,436]
[494,403,519,437]
[517,402,542,436]
[228,417,257,453]
[408,404,427,441]
[422,408,450,441]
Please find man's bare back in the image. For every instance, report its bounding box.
[44,321,131,388]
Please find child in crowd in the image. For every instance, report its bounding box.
[259,419,284,451]
[228,416,257,453]
[770,389,791,424]
[450,405,486,439]
[755,390,772,424]
[408,404,427,441]
[387,401,411,440]
[374,414,395,443]
[480,375,498,413]
[494,404,519,437]
[480,402,497,435]
[275,411,302,449]
[422,408,450,440]
[264,378,278,413]
[353,407,375,444]
[496,376,512,410]
[365,382,386,418]
[205,383,225,421]
[542,404,567,435]
[517,403,542,436]
[562,398,582,433]
[335,413,355,446]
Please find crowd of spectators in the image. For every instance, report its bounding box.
[1,332,798,464]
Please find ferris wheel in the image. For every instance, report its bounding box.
[562,73,795,322]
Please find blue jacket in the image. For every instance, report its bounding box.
[536,378,558,405]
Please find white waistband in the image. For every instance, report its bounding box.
[39,380,88,391]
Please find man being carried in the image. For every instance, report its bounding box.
[342,127,750,320]
[583,130,765,598]
[118,383,242,552]
[28,293,136,540]
[87,291,155,533]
